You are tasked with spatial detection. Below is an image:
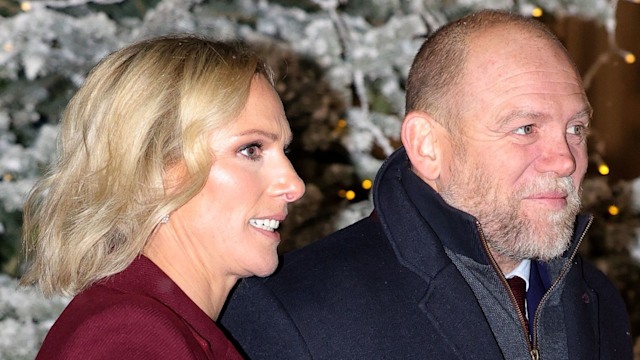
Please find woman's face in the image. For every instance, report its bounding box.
[169,75,305,281]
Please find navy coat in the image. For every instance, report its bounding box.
[220,148,632,359]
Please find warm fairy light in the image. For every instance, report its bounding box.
[608,205,619,216]
[345,190,356,201]
[624,52,636,64]
[2,173,13,182]
[20,1,32,11]
[332,119,348,136]
[598,164,610,176]
[339,189,357,200]
[361,179,372,190]
[532,7,544,18]
[2,42,14,52]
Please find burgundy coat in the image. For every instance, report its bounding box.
[36,255,242,360]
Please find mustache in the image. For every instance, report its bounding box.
[518,176,578,198]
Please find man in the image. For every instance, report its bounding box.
[220,10,633,359]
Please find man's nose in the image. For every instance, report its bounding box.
[534,134,577,177]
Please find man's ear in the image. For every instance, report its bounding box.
[401,111,443,183]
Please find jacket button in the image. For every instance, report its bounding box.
[581,292,590,303]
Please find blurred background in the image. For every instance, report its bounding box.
[0,0,638,358]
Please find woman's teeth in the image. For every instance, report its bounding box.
[249,219,280,232]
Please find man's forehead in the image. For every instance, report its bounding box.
[462,30,580,91]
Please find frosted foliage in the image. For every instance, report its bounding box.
[0,110,8,129]
[37,0,125,6]
[0,180,35,213]
[193,15,241,41]
[536,0,614,26]
[632,177,640,214]
[0,125,57,212]
[443,0,614,25]
[334,199,374,230]
[312,0,344,10]
[379,77,405,114]
[369,111,402,140]
[0,9,120,81]
[29,125,59,165]
[0,275,68,360]
[340,109,395,178]
[252,4,423,105]
[450,0,513,11]
[0,144,27,175]
[258,10,341,68]
[350,14,425,76]
[581,177,612,209]
[634,228,640,263]
[132,0,201,39]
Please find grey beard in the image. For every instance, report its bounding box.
[441,174,581,264]
[483,181,581,263]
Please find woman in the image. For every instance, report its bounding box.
[21,34,305,359]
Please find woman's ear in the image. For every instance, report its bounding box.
[401,111,443,184]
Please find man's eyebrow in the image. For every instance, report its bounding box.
[497,105,593,127]
[569,107,592,123]
[497,110,545,127]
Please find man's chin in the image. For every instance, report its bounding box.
[525,229,573,261]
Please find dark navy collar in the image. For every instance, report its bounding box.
[400,164,490,265]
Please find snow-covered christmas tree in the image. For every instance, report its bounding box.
[0,0,638,358]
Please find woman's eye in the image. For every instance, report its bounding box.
[514,125,534,135]
[239,143,262,159]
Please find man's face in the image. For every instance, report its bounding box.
[437,28,590,267]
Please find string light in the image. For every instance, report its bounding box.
[532,7,544,18]
[2,42,14,52]
[20,1,32,11]
[345,190,356,201]
[2,173,13,182]
[339,187,361,201]
[361,179,372,190]
[624,52,636,64]
[598,164,610,176]
[608,205,619,216]
[332,119,348,136]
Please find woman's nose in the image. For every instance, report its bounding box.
[272,158,305,203]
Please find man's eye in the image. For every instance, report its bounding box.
[514,125,534,135]
[239,143,262,159]
[567,125,586,135]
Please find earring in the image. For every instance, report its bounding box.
[160,214,170,224]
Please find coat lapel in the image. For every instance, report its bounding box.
[417,264,505,359]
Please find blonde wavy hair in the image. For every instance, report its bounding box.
[21,34,274,297]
